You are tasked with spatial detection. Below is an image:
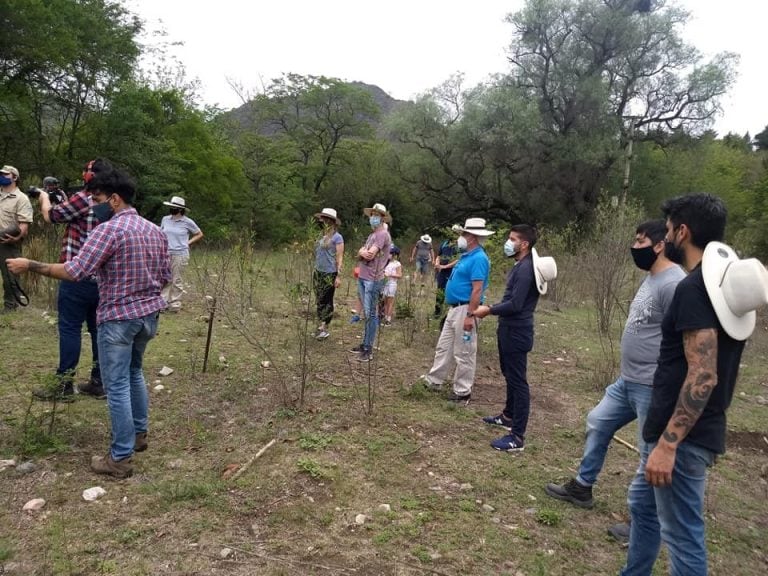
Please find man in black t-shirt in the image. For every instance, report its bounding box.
[621,194,761,575]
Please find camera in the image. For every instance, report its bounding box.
[27,186,42,198]
[0,223,21,240]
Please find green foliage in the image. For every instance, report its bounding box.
[535,508,562,527]
[298,433,333,451]
[296,457,334,480]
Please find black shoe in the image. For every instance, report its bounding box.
[33,383,75,402]
[544,478,594,509]
[78,381,106,399]
[349,344,365,353]
[447,392,471,405]
[607,522,630,543]
[357,351,373,362]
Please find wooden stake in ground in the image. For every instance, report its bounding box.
[612,434,639,453]
[202,296,217,373]
[230,439,277,481]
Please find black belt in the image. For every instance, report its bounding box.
[448,301,469,307]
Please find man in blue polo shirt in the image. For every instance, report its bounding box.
[420,218,493,404]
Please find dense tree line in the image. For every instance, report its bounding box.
[1,0,766,254]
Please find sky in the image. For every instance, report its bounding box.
[125,0,767,136]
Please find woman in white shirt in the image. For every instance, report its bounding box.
[160,196,204,312]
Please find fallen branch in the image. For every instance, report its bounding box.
[612,435,639,453]
[230,438,277,480]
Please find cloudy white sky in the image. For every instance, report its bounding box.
[126,0,767,136]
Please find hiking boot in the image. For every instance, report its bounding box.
[544,478,594,509]
[448,392,471,405]
[607,522,631,543]
[134,432,148,453]
[90,453,133,479]
[78,380,106,399]
[357,351,373,362]
[483,413,513,430]
[491,433,525,453]
[33,382,75,402]
[349,344,365,353]
[315,329,330,340]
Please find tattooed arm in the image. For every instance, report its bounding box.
[5,258,75,281]
[645,328,718,487]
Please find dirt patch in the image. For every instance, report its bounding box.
[727,430,768,453]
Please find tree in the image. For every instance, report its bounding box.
[754,125,768,151]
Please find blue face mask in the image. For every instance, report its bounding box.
[369,215,382,228]
[503,239,517,257]
[0,175,13,186]
[92,199,114,223]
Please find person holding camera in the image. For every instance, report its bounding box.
[28,159,112,400]
[0,165,33,312]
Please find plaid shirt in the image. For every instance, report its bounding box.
[49,189,99,263]
[64,208,171,324]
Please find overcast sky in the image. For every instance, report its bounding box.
[126,0,767,136]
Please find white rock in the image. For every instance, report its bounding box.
[218,355,227,363]
[459,483,473,491]
[179,339,188,343]
[219,547,233,559]
[378,504,391,512]
[154,380,162,385]
[482,504,495,513]
[158,366,174,376]
[0,459,16,472]
[527,494,537,501]
[354,513,366,525]
[82,487,107,502]
[23,498,46,511]
[260,361,271,368]
[153,384,165,391]
[122,496,128,504]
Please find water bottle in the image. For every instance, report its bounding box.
[462,330,472,343]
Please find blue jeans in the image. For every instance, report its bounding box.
[56,279,100,384]
[621,441,715,576]
[576,377,652,486]
[358,278,384,352]
[97,313,159,461]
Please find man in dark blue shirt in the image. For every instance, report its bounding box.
[474,224,547,452]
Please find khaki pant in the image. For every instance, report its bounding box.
[161,254,189,311]
[424,304,479,396]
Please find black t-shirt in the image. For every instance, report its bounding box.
[643,264,745,454]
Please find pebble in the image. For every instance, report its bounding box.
[16,461,37,475]
[354,513,366,525]
[0,459,16,472]
[167,459,184,469]
[23,498,46,511]
[459,483,473,491]
[378,504,391,512]
[260,361,271,368]
[154,384,165,391]
[158,366,174,376]
[482,504,495,513]
[219,548,233,559]
[82,487,107,502]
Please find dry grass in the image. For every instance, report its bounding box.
[0,249,766,576]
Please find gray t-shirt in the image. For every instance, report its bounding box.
[620,265,686,385]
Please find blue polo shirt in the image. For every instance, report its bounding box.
[444,246,490,304]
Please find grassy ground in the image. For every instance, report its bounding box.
[1,250,766,575]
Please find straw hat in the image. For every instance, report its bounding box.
[532,248,558,295]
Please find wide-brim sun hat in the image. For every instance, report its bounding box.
[532,248,558,295]
[363,202,392,223]
[314,207,341,225]
[163,196,188,210]
[455,217,494,237]
[702,241,768,341]
[420,234,432,244]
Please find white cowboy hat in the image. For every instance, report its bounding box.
[363,202,392,223]
[532,248,558,295]
[456,217,495,237]
[420,234,432,244]
[163,196,188,210]
[314,207,341,225]
[703,241,768,341]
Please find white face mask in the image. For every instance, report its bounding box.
[503,239,517,257]
[456,236,468,252]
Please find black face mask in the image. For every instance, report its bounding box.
[664,238,684,265]
[92,200,114,223]
[630,245,658,271]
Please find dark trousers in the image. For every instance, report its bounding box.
[57,279,101,384]
[0,242,21,309]
[497,324,533,440]
[313,270,337,326]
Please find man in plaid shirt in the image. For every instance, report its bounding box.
[8,167,171,478]
[32,159,111,400]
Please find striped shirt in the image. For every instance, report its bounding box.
[64,208,171,324]
[49,189,99,263]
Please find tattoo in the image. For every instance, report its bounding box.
[664,329,718,445]
[28,261,51,277]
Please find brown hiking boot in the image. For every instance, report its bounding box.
[90,453,133,478]
[78,380,106,399]
[134,432,148,452]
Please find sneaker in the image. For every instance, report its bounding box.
[357,351,373,363]
[349,344,365,353]
[607,522,631,543]
[544,478,594,509]
[135,432,148,453]
[483,413,513,430]
[33,382,75,402]
[349,314,361,324]
[384,320,392,327]
[315,329,330,340]
[78,380,106,399]
[90,453,133,479]
[447,392,471,405]
[491,433,525,453]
